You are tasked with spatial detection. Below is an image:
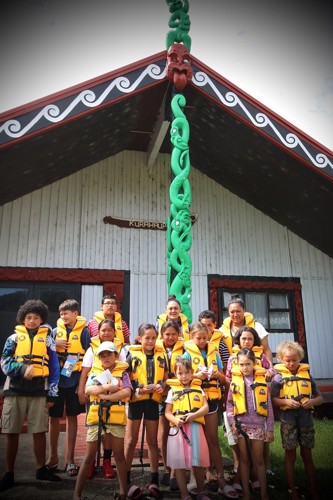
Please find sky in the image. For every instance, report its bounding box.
[0,0,332,151]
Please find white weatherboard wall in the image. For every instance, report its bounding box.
[0,151,332,378]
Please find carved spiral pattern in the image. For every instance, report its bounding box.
[167,94,192,322]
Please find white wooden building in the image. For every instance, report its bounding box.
[0,52,332,382]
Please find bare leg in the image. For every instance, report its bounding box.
[145,420,159,473]
[159,415,170,473]
[251,439,268,500]
[238,437,251,500]
[193,466,206,494]
[111,435,128,497]
[300,445,319,500]
[66,415,78,465]
[203,411,228,490]
[33,432,47,469]
[4,433,20,472]
[47,417,60,466]
[284,449,299,500]
[74,440,97,500]
[124,419,141,472]
[174,469,189,499]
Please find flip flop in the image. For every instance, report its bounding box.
[127,485,144,499]
[46,463,59,472]
[218,484,239,498]
[146,483,161,498]
[232,482,243,494]
[65,463,79,477]
[251,480,261,493]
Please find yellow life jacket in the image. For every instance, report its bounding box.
[230,365,268,417]
[129,344,166,403]
[210,329,222,351]
[220,312,255,354]
[93,311,124,345]
[231,345,264,367]
[157,313,190,340]
[184,340,221,400]
[86,361,129,426]
[274,363,312,410]
[156,339,184,396]
[167,378,205,425]
[14,325,49,377]
[89,336,122,376]
[55,316,87,371]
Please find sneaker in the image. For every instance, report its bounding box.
[36,466,61,481]
[103,459,115,479]
[266,469,275,477]
[0,472,15,492]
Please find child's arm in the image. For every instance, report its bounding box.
[99,386,131,402]
[78,366,91,404]
[86,382,120,396]
[302,394,323,409]
[184,395,209,423]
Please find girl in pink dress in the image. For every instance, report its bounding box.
[164,358,210,500]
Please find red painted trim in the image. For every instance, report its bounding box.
[0,267,124,283]
[318,385,333,392]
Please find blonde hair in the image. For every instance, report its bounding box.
[190,321,209,338]
[276,341,304,362]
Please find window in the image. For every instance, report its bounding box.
[208,275,307,360]
[220,290,292,332]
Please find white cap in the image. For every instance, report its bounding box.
[96,341,118,356]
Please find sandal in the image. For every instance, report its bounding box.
[218,484,239,498]
[127,485,144,499]
[46,463,59,472]
[251,480,261,493]
[146,483,161,498]
[232,482,243,494]
[66,463,79,477]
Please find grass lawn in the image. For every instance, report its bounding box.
[218,418,333,499]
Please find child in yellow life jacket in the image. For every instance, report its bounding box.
[225,326,275,493]
[165,358,210,500]
[183,322,238,498]
[156,320,184,490]
[125,323,167,499]
[227,348,274,500]
[73,341,131,500]
[77,319,125,480]
[271,341,323,500]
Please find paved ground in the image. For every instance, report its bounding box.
[0,424,233,499]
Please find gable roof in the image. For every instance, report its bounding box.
[1,50,332,258]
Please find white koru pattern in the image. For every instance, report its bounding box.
[0,64,166,139]
[192,70,332,171]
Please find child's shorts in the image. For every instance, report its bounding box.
[280,421,315,450]
[86,423,125,442]
[128,399,159,421]
[0,396,48,434]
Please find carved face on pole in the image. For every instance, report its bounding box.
[166,43,192,91]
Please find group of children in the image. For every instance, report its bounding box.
[0,295,323,500]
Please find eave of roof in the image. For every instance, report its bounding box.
[0,51,332,258]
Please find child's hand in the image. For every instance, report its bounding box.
[104,384,120,394]
[195,369,208,380]
[23,364,34,380]
[141,384,156,394]
[301,398,314,410]
[56,338,70,349]
[78,389,89,405]
[286,398,301,409]
[265,372,273,382]
[266,431,274,443]
[177,416,186,427]
[231,423,239,437]
[154,383,164,394]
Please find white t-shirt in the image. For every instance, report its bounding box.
[82,346,126,368]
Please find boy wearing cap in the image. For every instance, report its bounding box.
[73,342,131,500]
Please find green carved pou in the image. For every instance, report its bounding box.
[166,93,192,323]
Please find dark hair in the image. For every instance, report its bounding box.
[138,323,157,337]
[234,326,261,347]
[166,294,181,308]
[198,309,216,322]
[237,347,256,364]
[190,321,209,338]
[59,299,79,313]
[174,357,193,373]
[98,319,115,331]
[102,294,117,304]
[16,299,49,324]
[227,294,245,310]
[161,320,180,335]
